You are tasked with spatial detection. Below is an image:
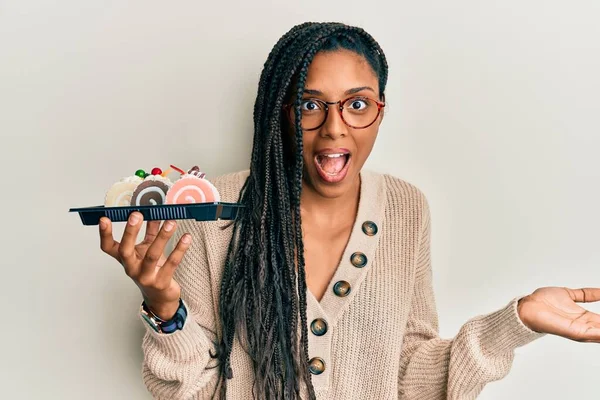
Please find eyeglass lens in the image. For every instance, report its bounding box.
[296,97,380,130]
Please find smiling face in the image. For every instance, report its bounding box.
[289,49,384,199]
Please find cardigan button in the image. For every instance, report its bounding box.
[310,318,328,336]
[333,280,351,297]
[308,357,326,375]
[361,221,378,236]
[350,252,367,268]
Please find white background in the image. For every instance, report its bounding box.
[1,1,599,398]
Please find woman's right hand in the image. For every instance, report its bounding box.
[98,211,192,320]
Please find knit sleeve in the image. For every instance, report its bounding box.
[398,195,546,400]
[140,218,220,400]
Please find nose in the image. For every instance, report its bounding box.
[319,104,348,140]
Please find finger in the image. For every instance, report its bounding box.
[157,233,192,284]
[143,220,161,244]
[99,217,120,259]
[582,311,600,325]
[140,220,177,276]
[118,212,144,264]
[588,320,600,330]
[578,327,600,343]
[567,288,600,303]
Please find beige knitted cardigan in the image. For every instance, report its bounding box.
[139,169,545,399]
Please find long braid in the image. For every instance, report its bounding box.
[216,22,389,400]
[287,26,351,399]
[260,29,339,396]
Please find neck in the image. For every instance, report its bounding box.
[299,173,361,226]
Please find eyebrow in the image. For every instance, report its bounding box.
[303,86,376,96]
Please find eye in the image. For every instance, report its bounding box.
[348,98,368,110]
[301,99,322,112]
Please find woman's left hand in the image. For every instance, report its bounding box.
[518,287,600,342]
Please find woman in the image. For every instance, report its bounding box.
[98,22,600,399]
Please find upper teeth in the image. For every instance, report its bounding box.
[322,153,345,158]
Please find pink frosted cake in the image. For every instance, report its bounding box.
[165,166,221,204]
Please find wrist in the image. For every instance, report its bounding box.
[144,299,180,321]
[141,298,188,334]
[517,295,536,331]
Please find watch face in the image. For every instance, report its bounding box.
[141,313,160,333]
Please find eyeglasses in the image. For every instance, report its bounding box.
[283,96,385,131]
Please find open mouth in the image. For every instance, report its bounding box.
[314,150,352,183]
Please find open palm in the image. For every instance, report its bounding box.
[99,215,187,319]
[518,287,600,343]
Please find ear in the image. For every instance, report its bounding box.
[378,93,386,125]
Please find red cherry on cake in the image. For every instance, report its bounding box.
[151,167,162,176]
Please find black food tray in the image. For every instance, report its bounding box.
[70,202,243,226]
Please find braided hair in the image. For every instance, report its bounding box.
[216,22,388,400]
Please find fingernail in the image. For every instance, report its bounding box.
[164,221,174,232]
[129,213,141,225]
[182,234,191,244]
[99,218,107,229]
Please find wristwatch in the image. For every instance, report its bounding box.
[140,298,187,334]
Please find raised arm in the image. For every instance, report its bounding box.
[398,195,546,399]
[140,218,221,399]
